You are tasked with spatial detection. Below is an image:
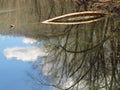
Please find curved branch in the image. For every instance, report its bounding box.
[60,36,110,53]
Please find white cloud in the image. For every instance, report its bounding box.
[4,46,48,62]
[23,37,37,44]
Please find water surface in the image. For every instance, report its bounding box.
[0,0,120,90]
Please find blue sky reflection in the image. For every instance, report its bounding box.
[0,35,51,90]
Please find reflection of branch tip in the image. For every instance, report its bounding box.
[41,21,47,24]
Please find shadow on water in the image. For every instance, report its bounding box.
[0,0,120,90]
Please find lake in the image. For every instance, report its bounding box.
[0,0,120,90]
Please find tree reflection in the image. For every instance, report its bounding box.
[0,0,119,90]
[37,17,120,90]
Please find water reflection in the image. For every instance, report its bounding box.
[4,46,47,62]
[0,36,33,90]
[39,18,120,90]
[0,0,120,90]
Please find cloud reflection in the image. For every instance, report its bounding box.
[23,37,37,44]
[4,46,47,62]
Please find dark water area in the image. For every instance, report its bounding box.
[0,0,120,90]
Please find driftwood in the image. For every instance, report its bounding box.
[42,11,108,25]
[42,0,120,25]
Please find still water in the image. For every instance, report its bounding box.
[0,36,52,90]
[0,0,120,90]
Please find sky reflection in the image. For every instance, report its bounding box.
[0,35,51,90]
[4,46,47,62]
